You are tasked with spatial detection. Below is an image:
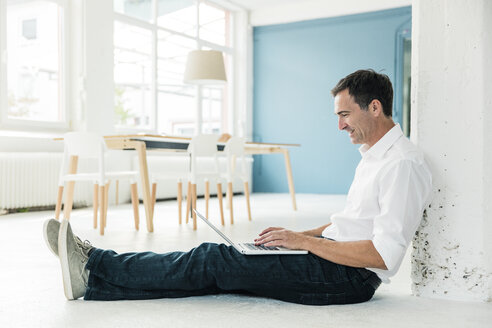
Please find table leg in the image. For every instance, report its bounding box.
[135,142,154,232]
[282,149,297,211]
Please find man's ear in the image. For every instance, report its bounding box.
[369,99,383,117]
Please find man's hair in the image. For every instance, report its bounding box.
[331,69,393,117]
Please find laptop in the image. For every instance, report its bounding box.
[194,209,308,255]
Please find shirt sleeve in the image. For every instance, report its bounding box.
[371,159,432,272]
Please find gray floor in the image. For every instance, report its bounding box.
[1,193,491,328]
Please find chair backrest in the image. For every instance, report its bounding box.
[187,134,219,157]
[64,132,106,158]
[59,132,106,185]
[187,134,220,182]
[223,136,248,181]
[223,137,245,156]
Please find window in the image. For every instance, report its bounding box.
[156,29,196,135]
[113,0,233,136]
[114,22,152,128]
[0,0,68,129]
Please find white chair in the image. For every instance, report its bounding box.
[54,132,140,235]
[187,134,225,229]
[221,137,252,223]
[151,135,225,230]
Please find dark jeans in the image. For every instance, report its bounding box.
[84,243,380,305]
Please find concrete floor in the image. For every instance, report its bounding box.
[1,193,491,328]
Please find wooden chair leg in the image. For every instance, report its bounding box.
[151,182,157,218]
[99,185,105,235]
[93,184,99,229]
[225,184,231,210]
[130,183,140,230]
[227,182,234,224]
[63,181,75,220]
[177,181,183,224]
[186,181,192,224]
[217,183,225,226]
[55,186,64,220]
[63,155,78,220]
[104,182,109,228]
[192,183,197,230]
[244,181,252,221]
[205,180,210,218]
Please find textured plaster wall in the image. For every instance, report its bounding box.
[482,0,492,301]
[410,0,492,301]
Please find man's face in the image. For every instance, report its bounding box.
[334,89,376,145]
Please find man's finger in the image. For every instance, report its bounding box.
[255,232,281,245]
[258,227,282,236]
[265,240,283,247]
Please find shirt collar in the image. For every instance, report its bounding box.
[358,124,403,159]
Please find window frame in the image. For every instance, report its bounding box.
[0,0,70,132]
[113,0,235,135]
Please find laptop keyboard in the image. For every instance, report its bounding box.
[244,243,279,251]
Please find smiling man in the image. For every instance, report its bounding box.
[45,69,432,305]
[334,71,395,147]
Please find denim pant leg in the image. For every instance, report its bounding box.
[84,242,378,305]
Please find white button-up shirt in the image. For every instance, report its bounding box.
[322,124,432,283]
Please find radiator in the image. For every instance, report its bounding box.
[0,153,93,210]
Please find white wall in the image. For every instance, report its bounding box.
[411,0,492,302]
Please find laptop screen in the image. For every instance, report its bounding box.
[194,210,236,247]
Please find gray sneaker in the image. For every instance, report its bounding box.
[58,219,94,300]
[43,218,61,256]
[43,218,85,257]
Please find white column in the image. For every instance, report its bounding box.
[411,0,492,302]
[71,0,114,133]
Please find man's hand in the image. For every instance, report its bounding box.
[255,226,388,270]
[255,227,309,250]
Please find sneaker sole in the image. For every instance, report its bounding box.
[58,219,74,300]
[43,219,58,257]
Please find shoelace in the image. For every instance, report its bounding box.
[74,238,91,285]
[75,237,93,261]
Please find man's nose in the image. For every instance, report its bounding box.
[338,118,347,131]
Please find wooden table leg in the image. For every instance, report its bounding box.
[130,183,140,230]
[135,142,154,232]
[282,149,297,211]
[244,181,252,221]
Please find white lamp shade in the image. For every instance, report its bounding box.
[183,50,227,85]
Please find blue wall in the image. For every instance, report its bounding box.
[252,7,411,194]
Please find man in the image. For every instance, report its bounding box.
[44,69,432,305]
